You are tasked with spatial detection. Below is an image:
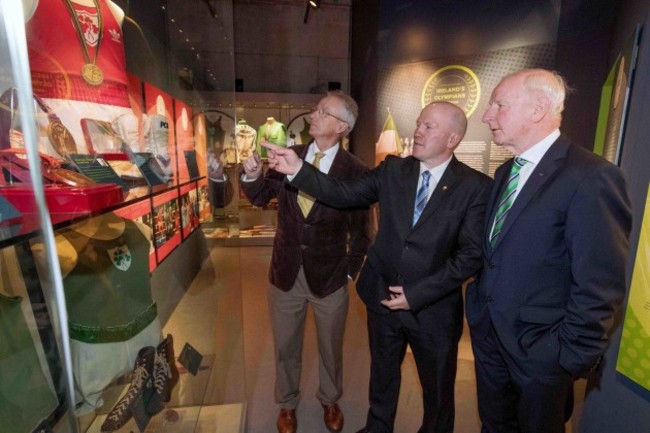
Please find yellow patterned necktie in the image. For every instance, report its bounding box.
[297,152,326,217]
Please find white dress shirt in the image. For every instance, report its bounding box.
[304,142,339,174]
[514,129,560,200]
[418,156,453,202]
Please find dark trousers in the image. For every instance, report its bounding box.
[364,309,459,433]
[471,321,574,433]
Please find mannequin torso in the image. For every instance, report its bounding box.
[24,0,136,155]
[23,0,124,25]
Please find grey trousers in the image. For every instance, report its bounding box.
[268,266,349,409]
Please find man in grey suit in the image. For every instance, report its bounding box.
[263,101,492,433]
[466,68,632,433]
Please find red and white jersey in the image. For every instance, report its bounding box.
[26,0,129,106]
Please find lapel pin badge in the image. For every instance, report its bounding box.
[442,185,448,190]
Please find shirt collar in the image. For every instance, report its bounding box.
[309,141,339,159]
[519,129,560,165]
[420,155,453,183]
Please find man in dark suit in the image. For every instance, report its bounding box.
[263,101,492,433]
[465,68,632,433]
[240,91,370,433]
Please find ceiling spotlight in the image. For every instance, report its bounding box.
[309,0,320,8]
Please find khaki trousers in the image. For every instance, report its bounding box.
[268,266,349,409]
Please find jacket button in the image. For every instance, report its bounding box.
[488,261,495,269]
[301,245,308,250]
[485,296,493,303]
[404,242,410,249]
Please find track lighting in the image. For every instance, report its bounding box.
[309,0,320,8]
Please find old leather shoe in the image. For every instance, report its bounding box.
[101,346,155,431]
[323,403,344,432]
[277,408,297,433]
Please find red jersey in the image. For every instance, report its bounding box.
[27,0,130,106]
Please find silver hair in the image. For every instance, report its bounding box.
[327,90,358,136]
[521,69,570,120]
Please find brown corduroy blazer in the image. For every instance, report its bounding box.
[240,144,370,297]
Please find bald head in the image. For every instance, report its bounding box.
[424,102,468,146]
[412,101,469,168]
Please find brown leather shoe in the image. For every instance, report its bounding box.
[322,403,344,432]
[277,408,297,433]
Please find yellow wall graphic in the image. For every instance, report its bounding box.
[617,184,650,391]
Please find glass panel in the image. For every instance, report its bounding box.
[2,0,243,432]
[1,2,79,433]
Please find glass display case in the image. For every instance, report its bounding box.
[0,1,244,432]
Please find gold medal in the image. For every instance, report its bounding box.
[81,63,104,86]
[47,119,78,158]
[63,0,104,86]
[48,168,96,187]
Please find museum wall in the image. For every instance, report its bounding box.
[350,1,650,432]
[578,1,650,431]
[232,1,351,94]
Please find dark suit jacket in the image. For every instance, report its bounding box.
[208,175,234,209]
[291,155,492,334]
[466,135,632,379]
[240,144,370,297]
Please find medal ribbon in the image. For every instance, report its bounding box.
[62,0,103,80]
[1,88,78,158]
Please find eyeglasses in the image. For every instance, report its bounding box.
[310,107,348,124]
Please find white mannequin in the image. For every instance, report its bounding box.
[23,0,124,25]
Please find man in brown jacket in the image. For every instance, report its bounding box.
[240,91,370,433]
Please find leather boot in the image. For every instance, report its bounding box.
[101,346,155,431]
[146,334,180,416]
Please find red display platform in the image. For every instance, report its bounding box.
[0,183,124,214]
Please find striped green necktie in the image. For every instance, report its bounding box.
[489,157,528,248]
